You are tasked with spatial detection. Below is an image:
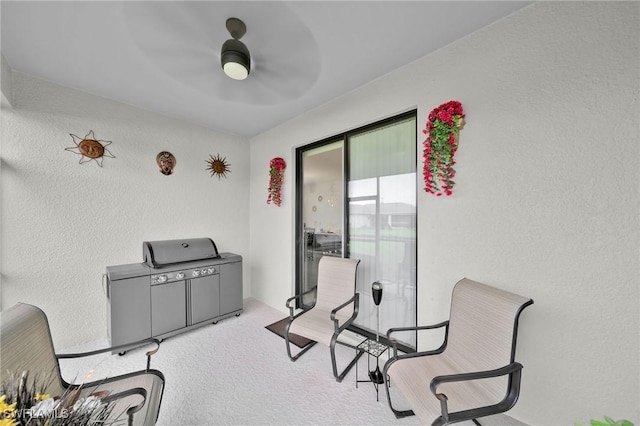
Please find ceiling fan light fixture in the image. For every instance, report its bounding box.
[221,38,251,80]
[223,60,249,81]
[221,17,251,81]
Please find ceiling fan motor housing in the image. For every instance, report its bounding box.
[221,39,251,79]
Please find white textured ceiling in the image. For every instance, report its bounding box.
[1,1,532,138]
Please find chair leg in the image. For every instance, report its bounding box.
[329,335,364,382]
[384,384,415,418]
[383,360,416,419]
[286,338,316,361]
[284,319,317,361]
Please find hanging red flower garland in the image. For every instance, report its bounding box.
[267,157,287,206]
[422,100,466,196]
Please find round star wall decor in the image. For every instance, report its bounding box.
[206,153,231,179]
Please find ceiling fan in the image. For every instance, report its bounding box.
[121,1,321,105]
[221,17,250,81]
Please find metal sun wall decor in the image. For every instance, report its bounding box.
[65,130,115,167]
[156,151,176,175]
[206,153,231,179]
[267,157,286,207]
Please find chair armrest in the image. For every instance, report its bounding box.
[330,292,359,332]
[57,338,161,371]
[286,286,317,318]
[102,387,148,424]
[430,362,523,391]
[102,386,147,412]
[63,385,149,424]
[429,362,524,424]
[386,321,449,358]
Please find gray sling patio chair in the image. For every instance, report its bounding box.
[284,256,362,382]
[383,278,533,426]
[0,302,165,426]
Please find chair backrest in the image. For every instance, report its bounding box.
[314,256,360,320]
[0,303,66,396]
[445,278,533,372]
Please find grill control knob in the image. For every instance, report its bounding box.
[192,270,200,277]
[208,268,215,274]
[157,275,168,283]
[175,272,185,280]
[201,269,207,275]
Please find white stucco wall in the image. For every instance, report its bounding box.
[1,72,251,348]
[0,55,9,308]
[1,54,12,108]
[249,2,639,424]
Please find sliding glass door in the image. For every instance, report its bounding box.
[295,111,416,348]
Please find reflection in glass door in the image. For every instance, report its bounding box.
[296,140,344,308]
[348,115,417,348]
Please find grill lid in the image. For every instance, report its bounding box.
[143,237,220,267]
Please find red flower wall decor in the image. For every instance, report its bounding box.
[267,157,286,206]
[422,100,466,196]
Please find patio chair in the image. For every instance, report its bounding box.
[0,302,165,426]
[383,278,533,426]
[284,256,361,382]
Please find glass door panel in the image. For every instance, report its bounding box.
[296,140,344,308]
[347,115,417,348]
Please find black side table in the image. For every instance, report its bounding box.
[355,338,389,401]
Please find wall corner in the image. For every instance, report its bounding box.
[1,53,13,108]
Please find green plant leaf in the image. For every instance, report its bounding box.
[588,417,635,426]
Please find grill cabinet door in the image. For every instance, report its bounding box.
[108,275,151,346]
[151,281,187,336]
[190,274,220,324]
[220,261,243,315]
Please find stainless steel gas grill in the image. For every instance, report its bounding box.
[106,238,242,350]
